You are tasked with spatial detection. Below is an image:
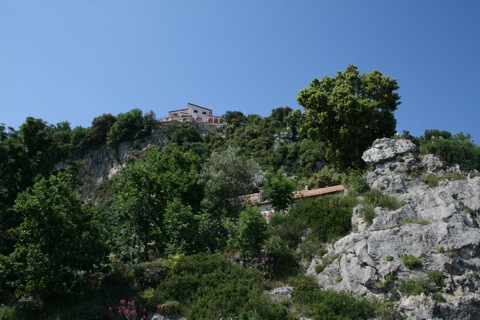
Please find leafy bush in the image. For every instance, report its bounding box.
[264,236,300,279]
[401,254,422,270]
[268,213,309,248]
[0,300,44,320]
[150,254,292,319]
[363,189,404,210]
[131,259,166,290]
[426,270,443,287]
[293,276,376,319]
[289,196,356,243]
[398,277,433,296]
[443,172,467,181]
[420,132,480,171]
[361,203,376,225]
[107,109,156,149]
[377,195,404,211]
[306,166,343,189]
[157,300,183,317]
[230,206,268,262]
[342,169,370,194]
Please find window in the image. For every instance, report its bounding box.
[202,111,207,115]
[193,110,198,113]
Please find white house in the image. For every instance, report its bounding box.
[160,103,225,129]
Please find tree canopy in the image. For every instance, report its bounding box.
[297,65,400,169]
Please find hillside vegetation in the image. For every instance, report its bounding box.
[1,66,479,319]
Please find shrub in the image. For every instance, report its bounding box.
[443,172,467,181]
[264,236,300,279]
[361,203,376,225]
[372,274,397,292]
[426,270,443,287]
[268,213,309,248]
[422,174,439,187]
[289,196,356,243]
[297,237,324,261]
[437,293,446,303]
[342,169,370,194]
[293,276,376,319]
[306,166,344,189]
[398,277,433,296]
[377,195,404,211]
[132,259,166,290]
[363,189,404,211]
[151,254,292,319]
[401,254,422,270]
[158,300,182,317]
[420,132,480,171]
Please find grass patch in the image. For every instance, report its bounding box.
[372,274,397,292]
[422,174,439,187]
[398,270,442,297]
[401,254,422,270]
[402,217,431,225]
[399,277,433,296]
[361,203,376,225]
[362,189,404,211]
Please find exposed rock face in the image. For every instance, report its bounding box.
[361,138,417,166]
[307,139,480,319]
[56,128,169,200]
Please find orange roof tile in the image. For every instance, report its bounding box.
[254,185,346,205]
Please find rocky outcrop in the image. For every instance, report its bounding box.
[361,138,417,166]
[306,139,480,319]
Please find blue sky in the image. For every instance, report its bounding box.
[1,1,479,142]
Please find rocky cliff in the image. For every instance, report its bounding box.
[56,128,169,200]
[307,138,480,319]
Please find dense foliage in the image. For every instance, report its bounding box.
[2,66,480,318]
[297,65,400,169]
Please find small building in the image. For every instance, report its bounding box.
[160,103,226,129]
[243,185,346,219]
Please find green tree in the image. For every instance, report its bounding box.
[89,113,117,148]
[420,131,480,171]
[297,65,400,169]
[230,206,268,263]
[6,172,106,302]
[263,168,296,212]
[163,199,199,255]
[199,146,260,217]
[113,147,202,260]
[106,109,156,149]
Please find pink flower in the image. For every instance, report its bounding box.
[120,299,126,305]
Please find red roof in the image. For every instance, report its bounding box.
[244,185,346,206]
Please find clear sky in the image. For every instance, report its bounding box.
[1,1,479,142]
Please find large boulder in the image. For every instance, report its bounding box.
[362,138,417,166]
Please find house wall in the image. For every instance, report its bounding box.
[167,103,223,125]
